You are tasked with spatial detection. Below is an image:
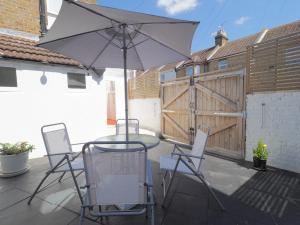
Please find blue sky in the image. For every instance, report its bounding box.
[97,0,300,53]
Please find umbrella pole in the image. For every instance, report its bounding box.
[122,24,129,141]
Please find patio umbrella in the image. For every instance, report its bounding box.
[38,0,199,140]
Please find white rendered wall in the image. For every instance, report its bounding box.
[0,60,124,158]
[246,91,300,173]
[129,98,161,134]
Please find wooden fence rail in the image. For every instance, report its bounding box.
[247,31,300,93]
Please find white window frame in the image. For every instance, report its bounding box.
[67,72,87,90]
[0,67,19,92]
[218,59,228,70]
[194,65,201,75]
[160,70,176,82]
[185,66,193,77]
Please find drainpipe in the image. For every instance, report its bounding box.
[39,0,48,36]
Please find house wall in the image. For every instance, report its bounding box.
[176,63,207,78]
[129,98,161,133]
[0,0,97,34]
[208,53,246,71]
[0,0,40,34]
[46,0,96,29]
[0,60,123,159]
[246,91,300,173]
[128,70,160,99]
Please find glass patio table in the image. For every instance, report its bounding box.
[94,134,160,151]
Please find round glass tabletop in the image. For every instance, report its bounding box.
[94,134,160,151]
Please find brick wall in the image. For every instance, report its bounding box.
[246,91,300,173]
[0,0,40,34]
[0,0,96,35]
[128,70,160,99]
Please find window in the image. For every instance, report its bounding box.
[194,65,200,75]
[185,66,193,76]
[218,59,228,70]
[160,70,176,82]
[67,73,86,89]
[0,67,17,87]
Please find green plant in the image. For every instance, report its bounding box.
[0,142,34,155]
[253,139,268,160]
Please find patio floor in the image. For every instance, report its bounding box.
[0,141,300,225]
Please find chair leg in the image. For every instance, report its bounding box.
[27,171,51,205]
[66,156,84,205]
[197,174,226,211]
[28,155,69,205]
[58,172,66,183]
[75,170,84,178]
[79,207,85,225]
[150,188,155,225]
[179,159,226,211]
[161,157,181,208]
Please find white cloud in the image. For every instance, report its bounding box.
[216,0,225,4]
[157,0,199,15]
[211,31,217,37]
[235,16,250,25]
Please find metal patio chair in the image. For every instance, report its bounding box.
[160,129,225,211]
[28,123,84,205]
[116,119,139,135]
[79,141,155,225]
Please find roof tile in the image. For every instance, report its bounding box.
[0,34,80,66]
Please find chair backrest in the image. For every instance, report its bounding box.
[82,142,147,206]
[41,123,73,169]
[116,119,139,135]
[191,129,209,172]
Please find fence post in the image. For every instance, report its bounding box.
[189,76,196,144]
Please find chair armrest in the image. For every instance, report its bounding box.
[171,152,204,160]
[80,185,89,189]
[71,142,86,146]
[44,152,72,157]
[167,140,193,150]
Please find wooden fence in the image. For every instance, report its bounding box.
[247,31,300,93]
[161,67,246,159]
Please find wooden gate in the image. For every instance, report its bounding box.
[161,67,246,159]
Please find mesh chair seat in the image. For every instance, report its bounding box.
[79,141,155,225]
[160,129,226,211]
[27,123,84,206]
[56,158,84,172]
[160,155,196,175]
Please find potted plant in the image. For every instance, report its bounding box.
[252,139,268,171]
[0,142,34,177]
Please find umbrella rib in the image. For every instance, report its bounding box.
[127,31,145,71]
[37,27,113,46]
[128,21,200,25]
[134,29,191,60]
[87,33,118,70]
[95,32,122,49]
[66,0,121,24]
[127,37,151,49]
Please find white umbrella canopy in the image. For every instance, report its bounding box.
[39,0,199,140]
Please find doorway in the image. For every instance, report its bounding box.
[106,80,116,125]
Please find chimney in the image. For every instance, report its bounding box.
[215,28,228,47]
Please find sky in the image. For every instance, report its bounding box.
[96,0,300,53]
